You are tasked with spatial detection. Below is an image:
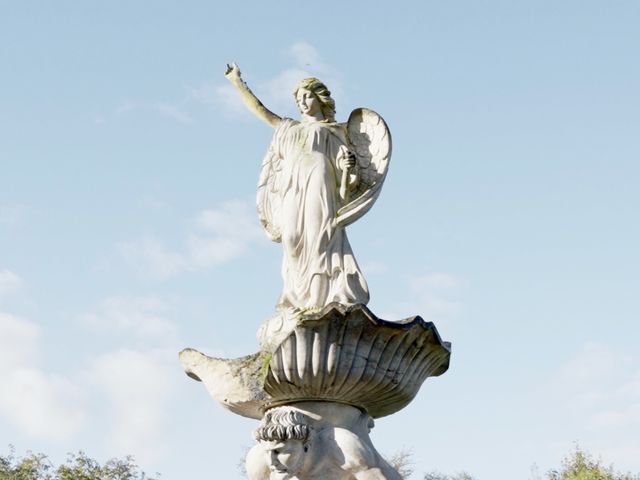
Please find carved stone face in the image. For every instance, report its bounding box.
[295,88,321,117]
[263,439,307,480]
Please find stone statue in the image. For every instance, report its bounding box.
[245,403,402,480]
[224,64,391,313]
[179,65,451,480]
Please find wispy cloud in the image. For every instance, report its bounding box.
[0,296,178,458]
[119,200,263,280]
[1,368,86,441]
[154,102,193,124]
[0,269,23,301]
[112,100,193,124]
[0,313,86,440]
[556,343,640,426]
[0,312,39,368]
[119,237,187,281]
[89,348,175,463]
[187,200,263,268]
[375,271,461,324]
[78,295,177,339]
[189,80,249,117]
[200,42,343,118]
[408,272,461,321]
[289,41,329,74]
[547,342,640,468]
[105,42,340,125]
[556,342,628,395]
[261,67,313,111]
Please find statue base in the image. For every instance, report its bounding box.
[179,304,451,479]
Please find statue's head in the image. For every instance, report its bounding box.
[254,408,313,480]
[293,77,336,122]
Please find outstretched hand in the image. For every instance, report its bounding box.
[225,62,242,82]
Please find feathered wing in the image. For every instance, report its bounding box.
[256,141,283,242]
[336,108,392,227]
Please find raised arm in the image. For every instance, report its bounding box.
[224,63,281,128]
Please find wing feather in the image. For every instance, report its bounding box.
[336,108,392,227]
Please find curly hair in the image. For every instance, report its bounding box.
[254,408,312,443]
[293,77,336,122]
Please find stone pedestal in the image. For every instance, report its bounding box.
[179,304,451,479]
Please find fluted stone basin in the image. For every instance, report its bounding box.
[179,303,451,419]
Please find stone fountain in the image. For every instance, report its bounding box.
[179,63,451,480]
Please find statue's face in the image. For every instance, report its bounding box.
[264,439,307,480]
[295,88,321,117]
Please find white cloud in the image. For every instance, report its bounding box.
[188,200,263,268]
[591,403,640,428]
[109,42,339,126]
[0,306,179,448]
[0,312,39,369]
[90,349,175,463]
[154,102,193,124]
[409,272,461,320]
[551,342,640,435]
[260,42,343,112]
[289,41,328,73]
[375,272,461,324]
[543,343,640,472]
[189,81,218,105]
[556,342,629,394]
[78,295,176,339]
[205,42,342,118]
[0,269,24,301]
[261,67,313,111]
[119,237,186,281]
[0,313,86,440]
[113,100,193,124]
[0,368,86,440]
[120,200,262,280]
[199,82,250,119]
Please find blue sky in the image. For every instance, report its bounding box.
[1,1,639,478]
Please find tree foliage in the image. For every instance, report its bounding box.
[423,472,477,480]
[541,446,640,480]
[385,448,476,480]
[386,449,415,479]
[0,448,158,480]
[390,445,639,480]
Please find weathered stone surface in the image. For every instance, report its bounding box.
[179,303,450,420]
[224,63,391,311]
[263,303,450,418]
[179,65,452,479]
[246,402,402,480]
[179,349,270,419]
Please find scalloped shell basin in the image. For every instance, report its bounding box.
[263,304,451,418]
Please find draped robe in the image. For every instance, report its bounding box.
[258,118,369,310]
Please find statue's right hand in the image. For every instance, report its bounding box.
[224,62,241,81]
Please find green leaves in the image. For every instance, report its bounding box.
[0,448,159,480]
[544,447,640,480]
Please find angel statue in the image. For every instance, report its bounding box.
[225,63,391,313]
